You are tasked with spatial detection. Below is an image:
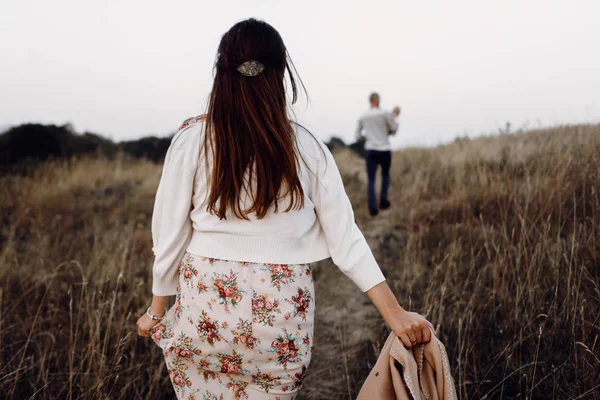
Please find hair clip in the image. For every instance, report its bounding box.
[237,61,265,77]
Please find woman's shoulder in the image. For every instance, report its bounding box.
[293,122,327,156]
[178,114,207,131]
[171,114,206,150]
[293,122,337,179]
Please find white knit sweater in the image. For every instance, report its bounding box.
[151,119,386,296]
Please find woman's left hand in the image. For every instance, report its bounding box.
[137,313,160,338]
[366,281,436,348]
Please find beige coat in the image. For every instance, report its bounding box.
[357,333,457,400]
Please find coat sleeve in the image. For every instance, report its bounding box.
[150,128,199,296]
[309,139,386,292]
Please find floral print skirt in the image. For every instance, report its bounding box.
[151,253,315,400]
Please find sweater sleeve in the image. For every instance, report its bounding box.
[310,140,386,292]
[150,128,199,296]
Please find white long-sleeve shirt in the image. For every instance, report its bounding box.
[356,107,398,151]
[151,118,386,296]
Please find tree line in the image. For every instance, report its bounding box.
[0,123,362,173]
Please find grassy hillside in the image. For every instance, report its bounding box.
[1,124,599,399]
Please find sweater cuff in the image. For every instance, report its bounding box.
[152,277,179,296]
[344,263,386,292]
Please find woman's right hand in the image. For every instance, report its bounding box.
[366,281,435,348]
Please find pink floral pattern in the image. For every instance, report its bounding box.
[191,311,224,346]
[253,369,283,393]
[152,319,175,343]
[286,287,312,321]
[269,329,302,369]
[180,254,200,289]
[198,358,219,383]
[231,318,259,349]
[169,332,203,359]
[210,270,245,313]
[293,366,307,389]
[152,254,313,399]
[226,380,249,400]
[252,292,282,326]
[201,391,224,400]
[262,264,298,291]
[217,349,249,375]
[167,357,194,395]
[173,296,185,323]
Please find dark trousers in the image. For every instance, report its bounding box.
[365,150,391,213]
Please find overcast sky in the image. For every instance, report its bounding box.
[1,0,599,147]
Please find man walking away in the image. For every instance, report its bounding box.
[356,92,398,216]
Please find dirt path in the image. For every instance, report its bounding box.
[339,150,397,248]
[300,150,397,399]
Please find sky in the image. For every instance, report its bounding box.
[1,0,599,147]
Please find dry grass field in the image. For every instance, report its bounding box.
[1,124,599,399]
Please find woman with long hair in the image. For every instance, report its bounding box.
[137,18,434,399]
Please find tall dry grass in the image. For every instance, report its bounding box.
[1,124,599,399]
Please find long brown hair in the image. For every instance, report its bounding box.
[205,19,306,220]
